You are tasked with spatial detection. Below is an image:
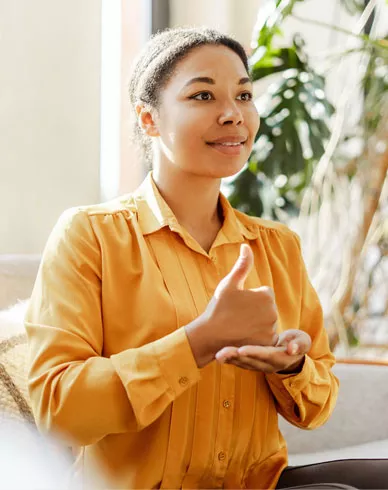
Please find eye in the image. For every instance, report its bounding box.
[237,92,253,101]
[190,92,214,101]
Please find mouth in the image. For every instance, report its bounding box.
[206,139,247,156]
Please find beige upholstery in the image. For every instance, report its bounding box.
[0,301,32,425]
[0,255,39,424]
[0,255,41,310]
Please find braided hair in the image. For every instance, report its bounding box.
[128,26,249,165]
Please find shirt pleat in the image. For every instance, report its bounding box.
[146,231,199,489]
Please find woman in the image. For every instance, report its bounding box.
[25,27,387,489]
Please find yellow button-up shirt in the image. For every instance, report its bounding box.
[26,173,338,489]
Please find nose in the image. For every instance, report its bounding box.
[218,101,244,126]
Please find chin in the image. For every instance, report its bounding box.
[209,159,247,179]
[187,166,242,180]
[179,151,248,180]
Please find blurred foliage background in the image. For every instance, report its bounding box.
[225,0,388,357]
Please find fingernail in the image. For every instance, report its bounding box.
[291,344,298,355]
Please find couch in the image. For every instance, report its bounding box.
[1,254,388,466]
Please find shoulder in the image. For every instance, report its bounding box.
[54,194,137,229]
[59,194,136,221]
[234,209,301,249]
[47,194,140,251]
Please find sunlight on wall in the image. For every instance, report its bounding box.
[100,0,122,202]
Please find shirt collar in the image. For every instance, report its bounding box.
[132,172,259,246]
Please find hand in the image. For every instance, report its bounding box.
[214,329,312,374]
[185,244,278,368]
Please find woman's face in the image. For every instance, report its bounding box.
[146,44,260,179]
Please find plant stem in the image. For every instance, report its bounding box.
[291,14,388,51]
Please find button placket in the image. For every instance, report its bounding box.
[211,364,235,483]
[148,233,210,490]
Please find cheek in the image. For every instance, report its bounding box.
[163,110,208,152]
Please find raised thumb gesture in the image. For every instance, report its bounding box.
[185,244,279,368]
[217,244,254,292]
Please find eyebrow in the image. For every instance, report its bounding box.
[184,76,251,87]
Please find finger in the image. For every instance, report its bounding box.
[250,285,275,297]
[242,355,284,373]
[215,346,239,363]
[287,342,299,356]
[220,244,253,291]
[237,345,287,358]
[227,357,277,373]
[278,330,312,355]
[248,287,279,344]
[276,329,301,347]
[237,345,295,371]
[272,322,280,346]
[290,336,311,356]
[250,285,276,301]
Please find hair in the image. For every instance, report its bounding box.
[128,26,250,165]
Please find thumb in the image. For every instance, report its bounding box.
[277,330,312,356]
[223,244,254,290]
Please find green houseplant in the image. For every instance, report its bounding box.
[226,0,388,352]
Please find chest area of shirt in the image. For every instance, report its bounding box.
[100,230,298,355]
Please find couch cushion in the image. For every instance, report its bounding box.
[288,438,388,466]
[0,301,34,425]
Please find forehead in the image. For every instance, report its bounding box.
[169,44,248,86]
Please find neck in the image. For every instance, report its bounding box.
[152,165,222,234]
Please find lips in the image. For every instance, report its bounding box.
[207,135,247,145]
[206,136,247,156]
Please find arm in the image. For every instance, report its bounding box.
[265,234,339,429]
[25,209,200,447]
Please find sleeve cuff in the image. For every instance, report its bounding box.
[153,327,201,396]
[266,355,314,402]
[111,327,201,429]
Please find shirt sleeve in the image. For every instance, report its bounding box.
[25,209,200,447]
[265,232,339,429]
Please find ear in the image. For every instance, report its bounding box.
[135,103,160,137]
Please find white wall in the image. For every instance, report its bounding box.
[0,0,101,254]
[169,0,259,47]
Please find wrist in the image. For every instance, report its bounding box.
[184,318,217,368]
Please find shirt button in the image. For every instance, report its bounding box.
[179,376,189,386]
[218,451,226,461]
[223,400,231,409]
